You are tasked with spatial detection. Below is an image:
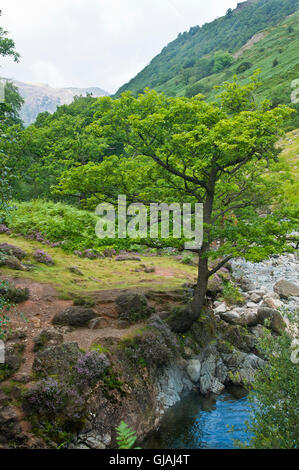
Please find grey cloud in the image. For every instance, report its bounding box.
[0,0,238,93]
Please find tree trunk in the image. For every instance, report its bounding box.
[191,243,209,322]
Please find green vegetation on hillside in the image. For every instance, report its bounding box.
[116,0,299,100]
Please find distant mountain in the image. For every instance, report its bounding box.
[9,80,109,126]
[116,0,299,101]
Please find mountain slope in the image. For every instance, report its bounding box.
[116,0,299,101]
[8,80,109,126]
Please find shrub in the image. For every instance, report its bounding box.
[74,351,110,387]
[0,280,14,340]
[33,249,54,265]
[236,61,252,74]
[213,51,234,73]
[7,200,130,253]
[243,311,299,448]
[221,281,245,306]
[23,378,86,425]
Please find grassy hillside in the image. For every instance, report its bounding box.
[116,0,299,125]
[0,233,197,295]
[278,128,299,204]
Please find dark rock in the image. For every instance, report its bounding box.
[0,284,29,303]
[69,266,83,276]
[0,255,25,271]
[0,407,24,444]
[5,346,22,372]
[257,307,286,334]
[88,317,110,329]
[115,255,141,262]
[207,275,223,297]
[0,243,27,259]
[52,306,96,327]
[33,329,64,352]
[116,293,153,323]
[274,280,299,299]
[144,266,155,273]
[167,305,195,333]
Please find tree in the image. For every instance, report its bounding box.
[5,96,107,200]
[0,10,20,62]
[244,310,299,448]
[0,10,22,220]
[56,75,296,330]
[213,51,234,73]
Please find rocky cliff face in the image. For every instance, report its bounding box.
[9,80,109,126]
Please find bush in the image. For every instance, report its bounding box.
[243,311,299,448]
[74,351,110,387]
[213,51,234,73]
[7,200,130,253]
[23,378,86,427]
[236,61,252,74]
[221,281,245,306]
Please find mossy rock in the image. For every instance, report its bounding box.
[166,304,195,333]
[32,342,81,377]
[0,284,29,303]
[116,293,153,324]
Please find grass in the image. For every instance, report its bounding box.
[277,128,299,205]
[155,11,299,116]
[0,234,197,296]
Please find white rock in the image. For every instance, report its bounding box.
[214,303,227,314]
[247,302,257,308]
[186,359,201,383]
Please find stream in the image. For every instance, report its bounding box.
[143,387,252,449]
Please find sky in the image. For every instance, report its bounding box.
[0,0,239,94]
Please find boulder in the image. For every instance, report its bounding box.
[0,255,25,271]
[223,351,265,386]
[214,303,227,314]
[257,307,286,335]
[4,346,22,372]
[207,275,223,296]
[69,266,83,276]
[33,329,64,352]
[262,296,283,310]
[186,359,201,383]
[88,317,110,329]
[0,243,27,260]
[52,306,96,327]
[0,284,29,303]
[274,280,299,299]
[116,292,152,323]
[115,255,141,262]
[144,266,155,273]
[0,407,24,444]
[220,310,258,327]
[250,293,262,303]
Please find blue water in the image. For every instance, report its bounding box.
[143,387,252,449]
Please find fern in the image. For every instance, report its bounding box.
[116,421,140,449]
